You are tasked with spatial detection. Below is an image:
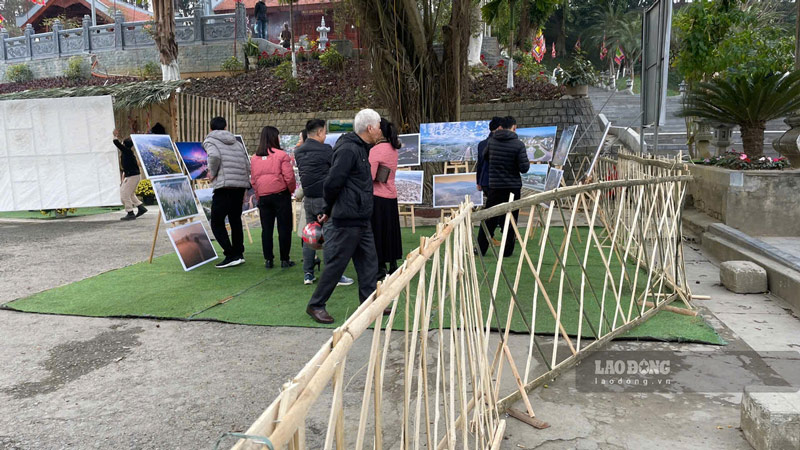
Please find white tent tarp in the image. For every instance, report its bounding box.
[0,95,121,212]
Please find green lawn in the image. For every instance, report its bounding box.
[3,225,724,344]
[0,206,123,220]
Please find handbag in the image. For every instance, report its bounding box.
[375,164,391,183]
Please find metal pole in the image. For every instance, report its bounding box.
[91,0,97,26]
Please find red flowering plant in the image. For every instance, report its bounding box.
[694,150,790,170]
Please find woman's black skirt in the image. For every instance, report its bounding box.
[371,196,403,264]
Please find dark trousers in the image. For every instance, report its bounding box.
[477,187,521,258]
[258,190,293,262]
[256,19,267,39]
[210,187,246,259]
[308,223,378,309]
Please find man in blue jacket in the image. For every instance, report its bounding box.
[306,109,384,324]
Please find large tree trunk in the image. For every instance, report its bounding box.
[555,4,566,57]
[152,0,180,81]
[740,124,766,158]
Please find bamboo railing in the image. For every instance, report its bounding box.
[229,152,693,450]
[174,92,238,142]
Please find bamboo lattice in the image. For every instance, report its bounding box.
[230,153,693,449]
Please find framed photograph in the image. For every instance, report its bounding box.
[420,120,490,163]
[280,134,301,155]
[432,173,483,208]
[131,134,182,179]
[166,221,218,271]
[552,125,578,167]
[585,122,612,180]
[175,142,208,180]
[397,134,421,167]
[395,170,424,204]
[516,126,557,162]
[152,175,200,223]
[324,132,343,148]
[522,164,549,191]
[543,168,564,192]
[327,119,354,133]
[234,135,249,155]
[195,188,213,221]
[242,187,258,213]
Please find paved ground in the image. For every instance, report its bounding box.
[1,210,798,449]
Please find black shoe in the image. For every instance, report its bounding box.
[120,212,136,221]
[265,260,274,269]
[377,267,387,282]
[281,260,296,269]
[136,205,148,217]
[388,261,398,274]
[216,256,244,268]
[314,257,321,272]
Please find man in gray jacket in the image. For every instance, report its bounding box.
[204,116,251,268]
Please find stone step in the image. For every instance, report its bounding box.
[741,387,800,450]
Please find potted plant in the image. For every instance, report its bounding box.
[556,50,597,97]
[135,179,157,205]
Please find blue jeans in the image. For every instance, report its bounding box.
[256,19,267,39]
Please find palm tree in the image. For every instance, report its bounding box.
[680,71,800,157]
[611,15,641,82]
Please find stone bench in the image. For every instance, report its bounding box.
[741,387,800,450]
[720,261,768,294]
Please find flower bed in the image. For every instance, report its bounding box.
[694,151,790,170]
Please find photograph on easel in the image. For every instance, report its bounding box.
[166,221,218,271]
[420,120,490,163]
[152,176,200,223]
[196,188,213,220]
[516,126,557,162]
[522,164,549,192]
[325,132,343,148]
[234,135,249,155]
[553,125,578,167]
[175,142,208,180]
[543,168,564,192]
[327,119,354,133]
[397,134,421,167]
[433,173,483,208]
[130,134,182,179]
[396,170,424,204]
[280,134,301,155]
[242,188,258,213]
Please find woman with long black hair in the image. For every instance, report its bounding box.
[250,126,297,269]
[369,118,403,280]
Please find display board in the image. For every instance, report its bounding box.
[196,188,213,220]
[420,121,490,163]
[398,134,421,167]
[433,173,483,208]
[0,95,121,212]
[166,221,218,271]
[396,170,424,204]
[552,125,579,167]
[175,142,208,180]
[522,164,549,191]
[325,133,343,148]
[327,119,354,133]
[131,134,182,179]
[544,168,564,192]
[280,134,301,154]
[151,176,201,223]
[516,126,557,162]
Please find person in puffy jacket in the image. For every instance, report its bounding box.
[251,126,296,269]
[306,109,384,325]
[204,116,251,269]
[477,115,530,258]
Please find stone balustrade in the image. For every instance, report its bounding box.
[0,3,246,63]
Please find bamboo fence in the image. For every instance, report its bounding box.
[230,152,693,449]
[174,92,238,142]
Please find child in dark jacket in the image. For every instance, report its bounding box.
[113,130,147,221]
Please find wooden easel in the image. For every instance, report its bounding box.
[399,204,416,233]
[444,160,470,174]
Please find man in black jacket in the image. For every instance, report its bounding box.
[306,109,384,324]
[113,130,147,221]
[254,0,267,39]
[295,119,354,286]
[477,116,530,257]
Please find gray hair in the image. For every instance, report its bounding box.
[353,108,381,134]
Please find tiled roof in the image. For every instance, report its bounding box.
[214,0,336,13]
[16,0,152,29]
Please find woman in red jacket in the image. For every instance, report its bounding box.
[370,118,404,280]
[251,126,297,269]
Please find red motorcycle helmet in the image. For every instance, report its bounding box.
[302,221,324,250]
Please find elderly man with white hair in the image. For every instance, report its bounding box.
[306,108,385,324]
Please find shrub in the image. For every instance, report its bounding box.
[64,56,87,80]
[320,48,345,72]
[221,56,244,75]
[273,60,299,90]
[136,61,161,79]
[556,50,596,87]
[513,52,548,82]
[694,151,790,170]
[6,63,33,83]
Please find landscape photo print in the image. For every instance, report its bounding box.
[516,126,557,162]
[553,125,579,167]
[522,164,550,192]
[433,173,483,208]
[131,134,182,179]
[397,134,421,167]
[152,176,200,223]
[420,120,489,163]
[166,221,218,271]
[175,142,208,180]
[395,170,424,204]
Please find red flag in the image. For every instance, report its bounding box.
[532,30,546,63]
[574,38,581,51]
[551,42,556,58]
[600,34,608,60]
[0,13,5,24]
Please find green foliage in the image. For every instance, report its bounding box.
[513,51,547,82]
[273,60,299,90]
[6,63,33,83]
[221,56,244,75]
[482,0,560,50]
[694,151,790,170]
[136,61,161,79]
[41,14,81,31]
[64,56,87,80]
[556,50,596,86]
[320,47,345,72]
[243,38,261,59]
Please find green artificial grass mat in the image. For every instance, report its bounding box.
[3,225,724,345]
[0,207,123,220]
